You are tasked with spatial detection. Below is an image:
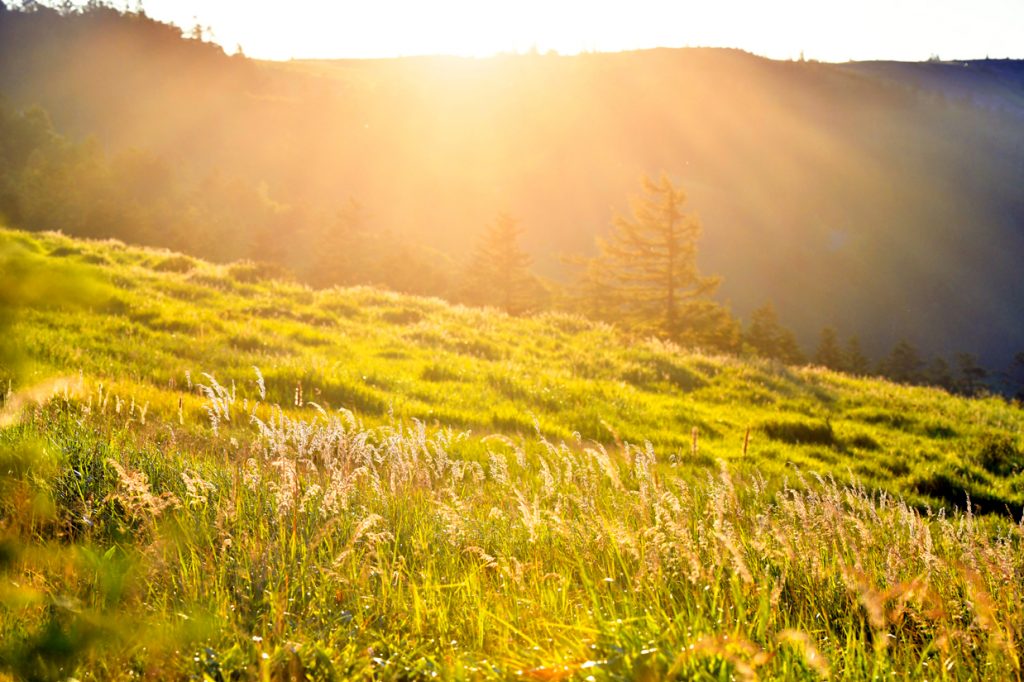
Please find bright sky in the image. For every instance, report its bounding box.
[127,0,1022,62]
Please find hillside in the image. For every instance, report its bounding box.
[1,6,1023,369]
[2,228,1023,679]
[4,226,1023,511]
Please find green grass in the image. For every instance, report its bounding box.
[1,227,1022,680]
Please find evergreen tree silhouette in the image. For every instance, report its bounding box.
[745,302,804,364]
[596,173,719,338]
[462,212,539,315]
[813,326,844,370]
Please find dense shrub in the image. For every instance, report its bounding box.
[974,433,1023,475]
[152,254,196,273]
[846,432,880,450]
[761,419,837,446]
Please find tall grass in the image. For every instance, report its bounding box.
[0,377,1021,680]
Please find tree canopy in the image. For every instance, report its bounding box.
[744,303,804,364]
[814,327,844,370]
[591,174,721,340]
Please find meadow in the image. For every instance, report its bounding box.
[1,226,1022,680]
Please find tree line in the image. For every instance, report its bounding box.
[458,174,1024,400]
[0,95,456,296]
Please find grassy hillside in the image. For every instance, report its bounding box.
[4,227,1023,511]
[1,228,1022,679]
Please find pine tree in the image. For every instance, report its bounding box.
[925,356,954,391]
[462,212,539,315]
[954,353,988,396]
[878,340,923,384]
[566,253,624,324]
[596,173,719,338]
[843,336,870,375]
[744,302,804,364]
[813,326,844,370]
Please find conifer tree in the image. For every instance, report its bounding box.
[462,212,539,315]
[813,326,844,370]
[878,340,923,384]
[744,302,804,364]
[843,336,870,375]
[954,353,988,396]
[925,356,954,391]
[566,253,623,324]
[596,174,719,338]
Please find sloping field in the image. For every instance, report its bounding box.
[1,227,1022,679]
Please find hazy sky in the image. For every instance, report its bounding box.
[123,0,1022,62]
